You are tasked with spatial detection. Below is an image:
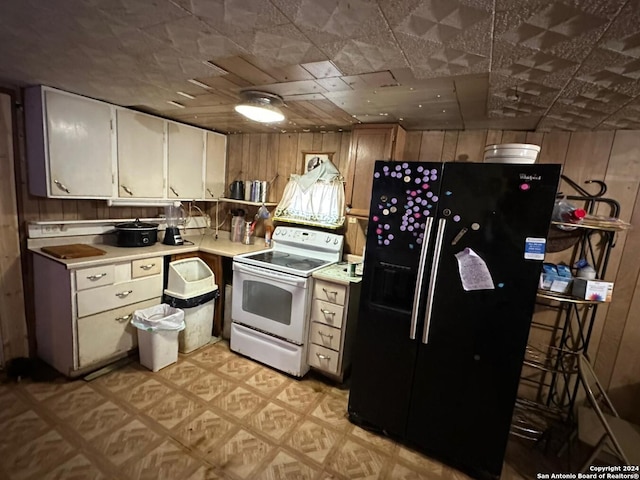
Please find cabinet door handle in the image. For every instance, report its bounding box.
[115,290,133,298]
[318,331,334,340]
[320,309,335,317]
[170,186,179,197]
[115,313,132,322]
[86,273,107,281]
[121,185,133,196]
[140,263,155,270]
[207,188,215,197]
[316,352,331,361]
[322,288,338,298]
[54,179,70,194]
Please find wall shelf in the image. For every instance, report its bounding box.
[215,197,278,207]
[516,174,625,445]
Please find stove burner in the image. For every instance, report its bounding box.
[286,260,316,270]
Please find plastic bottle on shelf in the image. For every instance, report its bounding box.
[552,197,587,231]
[575,258,597,279]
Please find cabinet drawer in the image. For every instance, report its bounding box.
[131,257,162,278]
[75,264,115,291]
[308,343,339,375]
[77,297,160,368]
[309,322,341,352]
[313,279,346,305]
[77,274,162,317]
[310,299,344,329]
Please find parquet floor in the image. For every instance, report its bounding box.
[0,341,548,479]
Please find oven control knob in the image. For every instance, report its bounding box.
[325,237,331,243]
[334,238,339,245]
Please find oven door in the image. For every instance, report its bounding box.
[232,261,309,344]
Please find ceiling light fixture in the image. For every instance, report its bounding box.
[176,91,195,99]
[234,90,285,123]
[167,100,185,108]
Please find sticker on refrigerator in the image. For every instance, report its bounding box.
[455,248,495,291]
[524,237,546,260]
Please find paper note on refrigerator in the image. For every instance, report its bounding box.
[454,248,495,291]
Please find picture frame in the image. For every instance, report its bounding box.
[302,151,334,172]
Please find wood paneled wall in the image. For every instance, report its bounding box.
[226,128,640,423]
[208,132,352,239]
[0,93,28,364]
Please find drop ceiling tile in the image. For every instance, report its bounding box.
[495,0,617,63]
[575,47,640,95]
[175,0,290,36]
[341,71,399,89]
[398,34,488,78]
[321,31,410,75]
[240,59,317,82]
[599,1,640,59]
[301,60,344,78]
[251,80,327,96]
[544,102,610,129]
[557,79,633,114]
[383,0,493,56]
[144,16,246,59]
[95,0,190,29]
[314,77,353,92]
[271,0,388,46]
[602,101,640,129]
[229,24,328,67]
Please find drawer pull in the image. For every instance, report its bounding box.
[318,331,334,340]
[170,186,179,197]
[115,314,132,323]
[121,185,133,196]
[115,290,133,298]
[139,263,156,270]
[321,309,335,317]
[322,287,338,298]
[316,352,331,361]
[86,273,107,281]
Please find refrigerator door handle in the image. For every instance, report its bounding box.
[422,218,447,344]
[410,217,434,340]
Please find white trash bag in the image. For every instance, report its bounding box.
[131,304,185,332]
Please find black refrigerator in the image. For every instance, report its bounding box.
[348,161,561,480]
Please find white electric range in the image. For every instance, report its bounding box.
[230,226,344,377]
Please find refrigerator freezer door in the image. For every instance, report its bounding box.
[405,163,561,479]
[348,161,443,437]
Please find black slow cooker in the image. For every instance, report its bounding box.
[114,219,158,247]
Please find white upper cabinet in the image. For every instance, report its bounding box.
[25,86,114,198]
[205,131,227,200]
[167,121,205,200]
[116,109,165,198]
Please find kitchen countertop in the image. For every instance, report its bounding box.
[313,262,363,285]
[28,231,269,269]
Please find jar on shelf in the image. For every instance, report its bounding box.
[552,197,586,231]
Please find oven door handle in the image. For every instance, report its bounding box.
[233,262,307,287]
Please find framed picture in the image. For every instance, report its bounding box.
[302,152,334,172]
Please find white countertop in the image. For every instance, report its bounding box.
[28,231,269,269]
[313,262,363,285]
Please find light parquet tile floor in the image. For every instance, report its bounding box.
[0,342,541,479]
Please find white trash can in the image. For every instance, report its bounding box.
[132,304,185,372]
[165,258,219,353]
[164,287,219,353]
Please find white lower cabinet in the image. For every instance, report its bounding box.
[77,297,159,368]
[307,277,361,382]
[33,254,164,376]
